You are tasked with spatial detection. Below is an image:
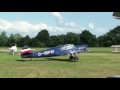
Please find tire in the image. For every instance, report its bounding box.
[69,56,74,60]
[74,56,79,60]
[69,56,78,62]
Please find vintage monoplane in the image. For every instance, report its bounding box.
[0,44,18,55]
[20,44,88,61]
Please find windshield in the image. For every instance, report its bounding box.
[61,44,75,50]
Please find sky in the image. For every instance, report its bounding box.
[0,12,119,38]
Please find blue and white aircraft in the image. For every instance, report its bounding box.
[20,44,88,61]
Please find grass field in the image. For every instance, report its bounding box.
[0,47,120,78]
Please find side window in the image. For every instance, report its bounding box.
[61,45,72,50]
[61,46,67,51]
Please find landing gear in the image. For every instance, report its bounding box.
[69,55,74,60]
[69,53,79,61]
[29,53,33,61]
[30,58,32,61]
[74,56,79,60]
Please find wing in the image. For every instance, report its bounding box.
[56,48,86,56]
[0,50,10,52]
[55,44,88,56]
[0,49,21,53]
[0,49,18,52]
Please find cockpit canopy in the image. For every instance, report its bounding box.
[64,44,75,47]
[60,44,75,50]
[22,45,29,50]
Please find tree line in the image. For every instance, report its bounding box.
[0,25,120,47]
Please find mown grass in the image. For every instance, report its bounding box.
[0,47,120,78]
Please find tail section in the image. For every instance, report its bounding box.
[76,44,88,52]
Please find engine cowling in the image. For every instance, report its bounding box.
[20,48,32,58]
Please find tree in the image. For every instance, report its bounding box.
[0,31,8,46]
[30,38,39,47]
[80,30,97,46]
[97,26,120,47]
[75,34,81,45]
[108,26,120,45]
[8,34,15,46]
[48,37,54,47]
[14,33,22,46]
[36,29,49,42]
[65,32,77,44]
[8,33,22,46]
[35,29,49,47]
[23,35,31,46]
[50,35,58,46]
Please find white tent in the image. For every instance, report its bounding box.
[111,45,120,53]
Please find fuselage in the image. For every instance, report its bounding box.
[20,44,88,58]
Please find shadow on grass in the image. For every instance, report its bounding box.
[16,57,76,62]
[16,60,29,62]
[45,58,70,62]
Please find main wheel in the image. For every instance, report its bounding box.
[74,56,79,60]
[69,56,78,62]
[69,56,74,60]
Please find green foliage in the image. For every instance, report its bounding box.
[0,31,8,47]
[23,35,31,46]
[98,26,120,47]
[0,25,120,47]
[8,33,22,46]
[36,29,49,43]
[80,30,97,47]
[65,32,76,44]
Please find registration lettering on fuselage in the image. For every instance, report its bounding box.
[38,50,54,56]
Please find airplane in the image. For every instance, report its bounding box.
[20,44,88,61]
[0,44,35,55]
[9,44,18,55]
[0,44,18,55]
